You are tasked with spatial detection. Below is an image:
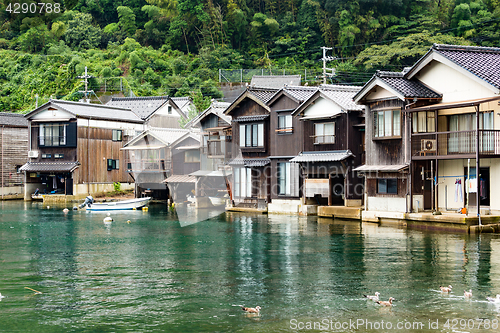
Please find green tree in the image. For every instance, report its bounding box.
[63,11,102,50]
[117,6,137,37]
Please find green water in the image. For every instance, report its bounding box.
[2,201,500,333]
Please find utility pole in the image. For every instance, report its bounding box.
[77,66,93,103]
[321,47,335,84]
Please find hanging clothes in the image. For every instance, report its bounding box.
[455,179,463,203]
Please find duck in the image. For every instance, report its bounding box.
[376,297,395,307]
[440,285,453,293]
[241,306,261,313]
[486,295,500,303]
[464,290,472,298]
[363,292,380,302]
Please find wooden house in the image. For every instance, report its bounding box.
[291,85,365,207]
[122,127,191,199]
[0,112,28,199]
[107,96,192,128]
[20,100,144,200]
[224,87,279,209]
[164,132,201,202]
[266,86,317,213]
[353,70,441,214]
[402,44,500,215]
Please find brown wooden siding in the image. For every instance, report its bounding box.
[75,127,131,184]
[0,126,28,186]
[172,137,200,175]
[270,95,302,157]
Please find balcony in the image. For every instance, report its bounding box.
[125,159,172,173]
[412,130,500,159]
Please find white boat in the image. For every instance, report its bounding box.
[86,197,151,211]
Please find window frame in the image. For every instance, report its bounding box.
[39,123,68,147]
[107,159,119,171]
[278,162,291,196]
[373,110,401,139]
[277,114,293,134]
[377,178,398,194]
[314,122,335,144]
[239,123,264,148]
[112,129,123,142]
[184,149,201,163]
[233,167,253,198]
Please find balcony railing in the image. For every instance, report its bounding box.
[125,159,172,173]
[412,130,500,157]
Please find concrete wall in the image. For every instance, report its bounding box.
[74,183,134,198]
[366,196,406,212]
[1,185,23,198]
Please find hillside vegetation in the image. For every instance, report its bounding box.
[0,0,499,112]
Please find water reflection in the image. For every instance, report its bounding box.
[2,201,500,332]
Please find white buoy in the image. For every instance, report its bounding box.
[104,213,113,223]
[46,206,50,209]
[63,208,69,214]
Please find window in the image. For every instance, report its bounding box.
[107,159,119,171]
[112,129,123,141]
[234,167,252,198]
[42,153,51,159]
[377,178,398,194]
[167,105,172,114]
[185,150,200,163]
[16,165,22,173]
[314,122,335,144]
[278,162,291,195]
[277,115,293,133]
[54,154,64,159]
[373,110,401,138]
[413,111,435,133]
[39,124,67,146]
[239,123,264,147]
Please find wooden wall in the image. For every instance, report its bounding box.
[172,137,200,175]
[270,95,303,157]
[0,126,28,186]
[75,127,131,184]
[230,98,270,159]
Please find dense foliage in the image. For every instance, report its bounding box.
[0,0,499,112]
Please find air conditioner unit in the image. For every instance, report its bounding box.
[421,139,437,152]
[28,151,39,158]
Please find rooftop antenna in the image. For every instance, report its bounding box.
[77,66,94,103]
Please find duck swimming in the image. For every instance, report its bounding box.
[363,292,380,302]
[241,306,261,313]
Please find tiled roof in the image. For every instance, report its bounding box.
[186,101,231,128]
[319,85,364,111]
[164,174,197,183]
[376,71,441,99]
[0,112,28,127]
[106,96,170,120]
[171,97,191,110]
[290,150,353,163]
[247,87,279,103]
[228,158,271,167]
[33,100,144,123]
[250,75,301,88]
[233,115,269,122]
[282,85,318,102]
[145,128,191,146]
[432,44,500,89]
[19,162,80,172]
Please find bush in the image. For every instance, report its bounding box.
[113,182,122,192]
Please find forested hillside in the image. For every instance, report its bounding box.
[0,0,499,113]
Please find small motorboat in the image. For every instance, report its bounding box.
[84,197,151,211]
[209,196,227,206]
